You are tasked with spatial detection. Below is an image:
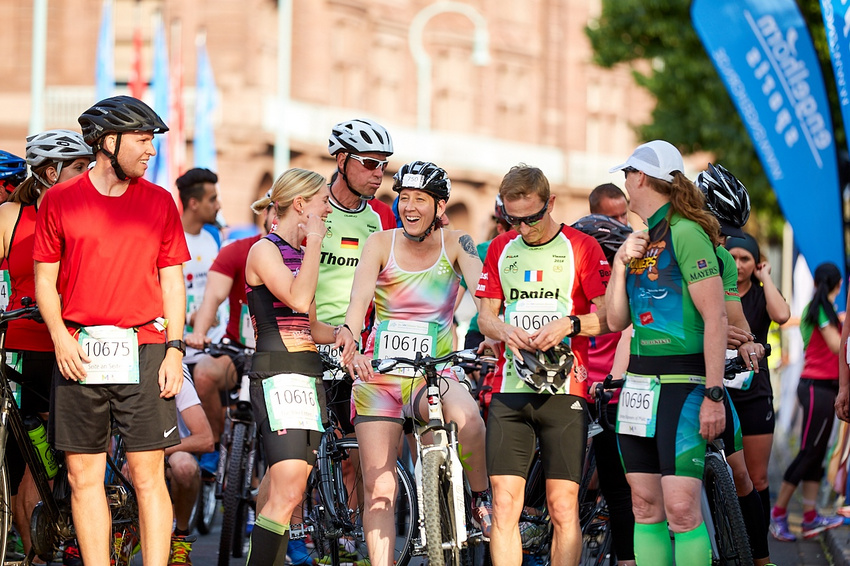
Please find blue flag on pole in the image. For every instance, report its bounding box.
[95,0,114,101]
[691,0,845,291]
[147,13,170,188]
[194,33,218,171]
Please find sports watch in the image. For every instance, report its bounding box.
[704,386,725,402]
[166,340,186,355]
[566,315,581,338]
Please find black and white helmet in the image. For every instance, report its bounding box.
[513,343,575,395]
[26,130,93,168]
[696,163,750,236]
[328,118,394,156]
[571,214,632,265]
[392,161,451,202]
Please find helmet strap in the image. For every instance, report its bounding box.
[101,133,130,181]
[341,155,374,201]
[401,197,439,243]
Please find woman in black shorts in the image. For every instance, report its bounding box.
[243,168,351,565]
[724,234,789,533]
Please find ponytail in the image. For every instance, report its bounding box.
[804,262,841,328]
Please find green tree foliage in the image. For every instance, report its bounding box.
[586,0,841,242]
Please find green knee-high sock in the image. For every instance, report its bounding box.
[673,522,712,566]
[247,514,290,566]
[633,521,672,566]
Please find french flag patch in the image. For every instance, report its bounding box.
[524,270,543,282]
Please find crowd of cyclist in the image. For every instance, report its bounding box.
[1,94,847,566]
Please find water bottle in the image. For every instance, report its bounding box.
[24,415,58,479]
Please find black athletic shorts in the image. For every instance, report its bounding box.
[486,392,587,483]
[51,343,179,453]
[249,372,327,467]
[731,394,775,437]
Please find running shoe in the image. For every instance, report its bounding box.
[168,534,196,565]
[5,531,25,562]
[470,490,493,540]
[801,513,844,539]
[769,513,796,542]
[62,540,83,566]
[286,538,313,565]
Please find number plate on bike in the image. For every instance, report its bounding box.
[78,326,140,385]
[616,374,660,438]
[262,373,324,432]
[374,320,438,377]
[504,298,564,333]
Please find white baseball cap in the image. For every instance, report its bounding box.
[609,140,684,183]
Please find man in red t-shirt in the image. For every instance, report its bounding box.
[34,96,189,566]
[185,202,274,439]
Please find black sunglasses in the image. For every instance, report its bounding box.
[498,196,549,227]
[623,166,639,179]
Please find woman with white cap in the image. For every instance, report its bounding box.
[606,140,726,566]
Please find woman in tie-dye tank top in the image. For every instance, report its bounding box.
[337,161,492,566]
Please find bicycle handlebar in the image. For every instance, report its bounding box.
[203,339,254,360]
[371,349,480,375]
[0,298,41,325]
[724,343,771,379]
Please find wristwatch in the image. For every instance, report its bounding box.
[566,315,581,338]
[704,386,725,402]
[166,339,186,355]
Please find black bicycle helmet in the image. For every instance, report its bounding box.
[513,343,575,394]
[571,214,633,265]
[392,161,451,242]
[695,163,750,237]
[0,150,27,188]
[78,96,168,181]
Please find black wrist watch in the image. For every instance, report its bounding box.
[166,340,186,355]
[566,315,581,338]
[704,386,725,402]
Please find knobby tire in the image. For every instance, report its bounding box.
[704,455,752,566]
[423,449,460,566]
[218,422,249,566]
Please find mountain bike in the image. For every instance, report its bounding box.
[0,300,141,566]
[290,352,417,566]
[371,349,489,566]
[206,340,259,566]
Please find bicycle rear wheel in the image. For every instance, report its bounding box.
[703,455,752,566]
[422,449,461,566]
[219,422,250,566]
[579,493,613,566]
[297,437,415,566]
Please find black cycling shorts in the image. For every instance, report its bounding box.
[486,392,587,483]
[249,373,327,466]
[51,343,179,453]
[731,394,775,437]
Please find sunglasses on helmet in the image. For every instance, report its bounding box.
[348,154,389,171]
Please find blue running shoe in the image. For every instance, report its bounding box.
[801,513,843,539]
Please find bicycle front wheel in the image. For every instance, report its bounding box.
[423,449,461,566]
[218,422,250,566]
[703,455,752,566]
[0,463,9,566]
[579,493,613,566]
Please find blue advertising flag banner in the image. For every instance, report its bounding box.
[194,34,218,171]
[147,14,170,188]
[691,0,845,288]
[95,0,114,101]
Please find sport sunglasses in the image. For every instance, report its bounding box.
[348,154,389,171]
[497,194,549,227]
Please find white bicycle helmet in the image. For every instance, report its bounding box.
[26,130,93,168]
[328,118,394,156]
[513,343,575,394]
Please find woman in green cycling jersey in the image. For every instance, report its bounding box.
[607,140,726,566]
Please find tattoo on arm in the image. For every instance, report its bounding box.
[460,234,477,258]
